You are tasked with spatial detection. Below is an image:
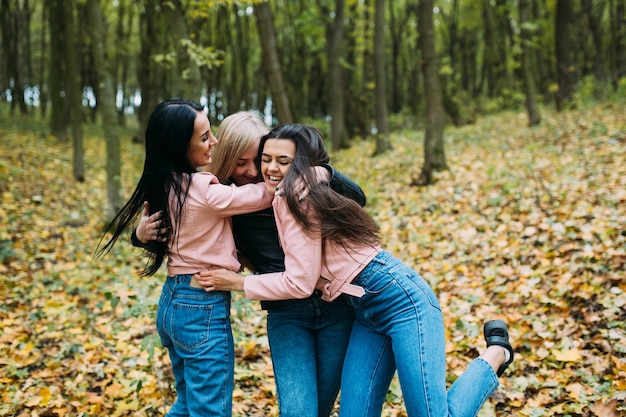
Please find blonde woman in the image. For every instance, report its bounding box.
[136,112,366,417]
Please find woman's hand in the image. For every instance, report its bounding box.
[292,166,331,200]
[194,269,245,292]
[136,201,166,243]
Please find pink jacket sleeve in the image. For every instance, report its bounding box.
[243,194,321,300]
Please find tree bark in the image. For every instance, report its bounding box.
[327,0,348,150]
[611,0,626,86]
[39,1,49,118]
[254,1,294,124]
[414,0,447,186]
[135,0,161,143]
[373,0,391,156]
[1,0,30,115]
[87,0,122,219]
[555,0,575,111]
[62,0,85,181]
[48,0,70,141]
[114,0,133,126]
[162,0,201,102]
[520,0,541,126]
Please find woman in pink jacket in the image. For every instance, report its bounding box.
[96,99,274,417]
[196,123,515,417]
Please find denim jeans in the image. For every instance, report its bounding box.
[265,292,355,417]
[340,251,499,417]
[157,275,234,417]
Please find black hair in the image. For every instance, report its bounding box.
[95,98,205,275]
[259,124,380,250]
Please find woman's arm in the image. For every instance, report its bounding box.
[196,195,322,300]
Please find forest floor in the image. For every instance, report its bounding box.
[0,103,625,416]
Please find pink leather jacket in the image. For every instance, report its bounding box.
[243,190,380,302]
[167,172,274,276]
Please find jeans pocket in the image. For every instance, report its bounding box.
[171,301,213,350]
[410,273,442,312]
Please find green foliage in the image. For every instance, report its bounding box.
[180,39,224,69]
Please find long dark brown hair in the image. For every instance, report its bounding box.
[95,99,204,275]
[259,124,380,250]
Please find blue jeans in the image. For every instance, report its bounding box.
[157,275,234,417]
[340,251,499,417]
[265,292,355,417]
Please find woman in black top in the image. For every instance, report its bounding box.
[134,111,365,417]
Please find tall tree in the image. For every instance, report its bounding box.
[47,0,84,181]
[325,0,348,150]
[482,0,514,98]
[388,1,411,113]
[372,0,391,155]
[611,0,626,87]
[64,0,84,181]
[47,0,68,140]
[343,0,370,139]
[414,0,447,186]
[113,0,134,126]
[87,0,122,219]
[38,1,49,118]
[162,0,201,102]
[254,1,294,123]
[135,0,161,143]
[581,0,606,85]
[520,0,541,126]
[0,0,31,115]
[555,0,575,111]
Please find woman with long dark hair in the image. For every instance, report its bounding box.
[135,111,365,417]
[96,99,274,417]
[196,123,515,417]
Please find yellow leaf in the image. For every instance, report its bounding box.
[39,387,52,405]
[552,348,582,362]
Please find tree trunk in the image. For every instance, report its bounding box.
[48,0,70,141]
[611,0,626,87]
[520,0,541,126]
[587,0,606,83]
[414,0,447,186]
[1,0,30,115]
[438,0,468,126]
[39,1,48,118]
[555,0,575,111]
[372,0,391,156]
[254,1,294,124]
[162,0,201,102]
[87,0,122,219]
[61,0,85,181]
[327,0,348,150]
[135,0,161,143]
[114,0,133,126]
[388,1,411,113]
[230,2,251,112]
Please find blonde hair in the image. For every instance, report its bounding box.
[207,111,269,183]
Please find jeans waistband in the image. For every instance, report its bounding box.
[261,290,324,310]
[352,250,395,287]
[166,274,206,288]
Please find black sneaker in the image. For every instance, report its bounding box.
[484,319,514,377]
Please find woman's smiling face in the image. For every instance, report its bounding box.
[231,138,260,185]
[260,138,296,194]
[186,111,217,169]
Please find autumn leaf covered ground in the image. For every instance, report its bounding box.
[0,103,625,417]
